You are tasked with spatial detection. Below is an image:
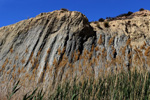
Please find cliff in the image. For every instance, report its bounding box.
[0,9,150,90]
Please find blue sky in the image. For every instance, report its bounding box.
[0,0,150,27]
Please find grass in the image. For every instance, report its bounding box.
[47,68,150,99]
[1,38,150,99]
[3,67,150,100]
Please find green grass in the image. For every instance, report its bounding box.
[49,69,150,100]
[7,68,150,100]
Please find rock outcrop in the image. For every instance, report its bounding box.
[0,9,150,89]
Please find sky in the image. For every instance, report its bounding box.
[0,0,150,27]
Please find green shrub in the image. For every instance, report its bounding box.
[104,21,110,28]
[60,8,68,11]
[48,69,150,100]
[8,68,150,100]
[139,8,145,11]
[98,18,105,22]
[116,11,133,18]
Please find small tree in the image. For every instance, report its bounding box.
[139,8,145,11]
[61,8,68,11]
[127,11,133,16]
[98,18,105,22]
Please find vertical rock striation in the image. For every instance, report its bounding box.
[0,9,150,89]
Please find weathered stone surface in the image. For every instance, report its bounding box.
[0,9,150,89]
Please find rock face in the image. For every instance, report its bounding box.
[0,9,150,88]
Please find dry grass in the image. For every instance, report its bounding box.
[98,34,103,45]
[95,46,99,51]
[140,41,146,49]
[37,50,41,57]
[144,46,150,56]
[53,58,58,66]
[10,47,13,53]
[25,47,28,53]
[17,68,21,74]
[109,37,114,46]
[21,57,26,64]
[2,58,9,70]
[122,46,126,56]
[126,38,131,45]
[13,64,16,68]
[47,48,51,54]
[57,47,61,55]
[29,51,34,61]
[1,35,150,99]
